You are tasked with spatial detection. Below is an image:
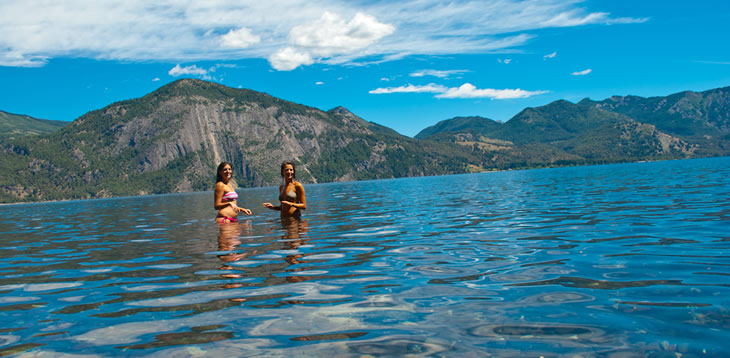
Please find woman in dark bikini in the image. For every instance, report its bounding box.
[214,162,252,223]
[262,161,306,219]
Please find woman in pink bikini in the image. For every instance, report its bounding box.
[214,162,252,223]
[262,160,306,219]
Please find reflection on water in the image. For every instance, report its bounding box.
[1,157,729,357]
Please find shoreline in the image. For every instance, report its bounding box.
[2,156,721,206]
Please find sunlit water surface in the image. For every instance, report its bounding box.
[1,157,729,357]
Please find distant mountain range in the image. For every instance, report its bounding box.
[0,110,67,139]
[415,86,729,163]
[1,79,728,203]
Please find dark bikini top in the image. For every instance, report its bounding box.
[279,185,297,201]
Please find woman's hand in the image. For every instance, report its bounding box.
[230,204,251,215]
[262,202,274,209]
[281,201,302,209]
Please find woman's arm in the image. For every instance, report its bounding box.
[263,185,283,211]
[262,202,281,211]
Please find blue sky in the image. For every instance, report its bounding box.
[1,1,729,137]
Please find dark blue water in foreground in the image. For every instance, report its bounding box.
[1,157,729,357]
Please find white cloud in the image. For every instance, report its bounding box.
[544,51,557,59]
[210,63,237,72]
[272,11,395,70]
[606,17,650,25]
[290,12,394,56]
[315,81,324,85]
[436,83,547,99]
[220,27,261,48]
[571,68,592,76]
[538,11,609,27]
[498,58,512,64]
[369,83,447,94]
[0,0,647,69]
[370,82,547,99]
[410,69,469,78]
[0,50,47,67]
[166,63,235,80]
[169,64,208,77]
[268,47,314,71]
[152,77,160,82]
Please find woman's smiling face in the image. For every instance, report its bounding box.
[220,164,232,181]
[282,164,294,179]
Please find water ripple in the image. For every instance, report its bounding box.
[1,158,729,356]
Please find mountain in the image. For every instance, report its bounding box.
[0,79,479,203]
[495,100,695,159]
[413,116,502,139]
[577,86,730,156]
[415,88,729,162]
[3,80,729,204]
[0,110,67,139]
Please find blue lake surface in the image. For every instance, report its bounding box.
[1,157,729,357]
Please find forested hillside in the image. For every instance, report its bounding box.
[2,80,729,203]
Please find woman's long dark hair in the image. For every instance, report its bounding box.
[216,162,232,183]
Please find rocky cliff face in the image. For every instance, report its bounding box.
[0,79,477,202]
[3,79,729,203]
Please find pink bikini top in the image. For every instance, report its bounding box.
[222,191,238,202]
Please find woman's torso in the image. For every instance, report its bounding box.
[279,182,301,217]
[217,183,238,218]
[279,183,297,202]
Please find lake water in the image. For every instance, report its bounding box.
[1,157,729,357]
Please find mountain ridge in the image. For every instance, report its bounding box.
[2,79,729,203]
[416,86,729,160]
[0,79,478,202]
[0,110,67,139]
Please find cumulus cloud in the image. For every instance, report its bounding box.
[271,11,395,70]
[544,51,557,59]
[370,82,547,99]
[369,83,447,94]
[436,83,547,99]
[571,68,592,76]
[290,12,394,56]
[165,63,236,81]
[410,69,469,78]
[0,0,647,69]
[268,47,314,71]
[169,64,208,77]
[220,27,261,48]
